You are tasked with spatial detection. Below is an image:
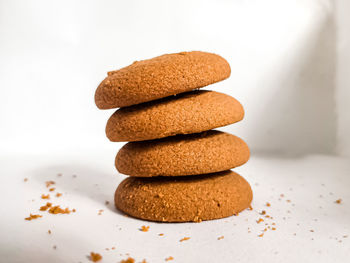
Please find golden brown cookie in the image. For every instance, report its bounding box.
[116,130,250,177]
[95,51,231,109]
[115,170,253,222]
[106,90,244,142]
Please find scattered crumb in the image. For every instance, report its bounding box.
[248,205,253,210]
[310,230,314,232]
[49,188,55,192]
[141,260,147,263]
[55,193,62,197]
[89,252,102,262]
[72,174,77,178]
[48,230,51,234]
[53,245,57,250]
[120,257,135,263]
[140,225,150,232]
[272,227,276,231]
[165,256,174,261]
[48,205,71,214]
[258,233,264,237]
[180,237,190,242]
[105,201,110,205]
[286,200,291,203]
[256,218,264,224]
[217,236,224,240]
[25,214,42,221]
[266,202,271,207]
[260,210,266,215]
[112,247,115,250]
[280,194,284,197]
[72,209,76,212]
[98,209,104,215]
[335,199,342,204]
[40,202,52,211]
[41,194,50,199]
[24,178,28,182]
[105,248,109,251]
[46,181,55,188]
[57,173,62,177]
[158,233,164,236]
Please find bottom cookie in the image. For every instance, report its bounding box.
[115,170,252,222]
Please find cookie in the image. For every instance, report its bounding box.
[95,51,231,109]
[116,130,250,177]
[115,170,252,222]
[106,90,244,142]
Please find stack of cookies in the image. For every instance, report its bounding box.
[95,51,252,222]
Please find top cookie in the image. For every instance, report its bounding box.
[95,51,231,109]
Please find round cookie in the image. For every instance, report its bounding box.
[106,90,244,142]
[116,130,250,177]
[95,51,231,109]
[115,170,253,222]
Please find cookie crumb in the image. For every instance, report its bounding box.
[41,194,50,199]
[53,245,57,250]
[112,247,116,250]
[120,257,135,263]
[48,230,51,234]
[98,209,104,215]
[40,202,52,211]
[335,199,342,204]
[158,233,164,236]
[256,218,264,224]
[217,236,224,240]
[258,233,264,237]
[89,252,102,262]
[72,174,77,178]
[248,205,253,210]
[260,210,266,215]
[48,205,71,214]
[165,256,174,261]
[272,227,276,230]
[55,193,62,197]
[180,237,190,242]
[57,173,62,177]
[24,178,28,182]
[140,225,150,232]
[25,214,42,221]
[49,188,55,192]
[46,181,55,188]
[105,201,110,205]
[266,202,271,207]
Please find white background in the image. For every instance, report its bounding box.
[0,0,349,262]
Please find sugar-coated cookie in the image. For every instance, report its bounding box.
[115,170,252,222]
[116,130,249,177]
[106,90,244,142]
[95,51,230,109]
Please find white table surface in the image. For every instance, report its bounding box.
[1,150,349,263]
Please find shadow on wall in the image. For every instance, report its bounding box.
[247,8,336,157]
